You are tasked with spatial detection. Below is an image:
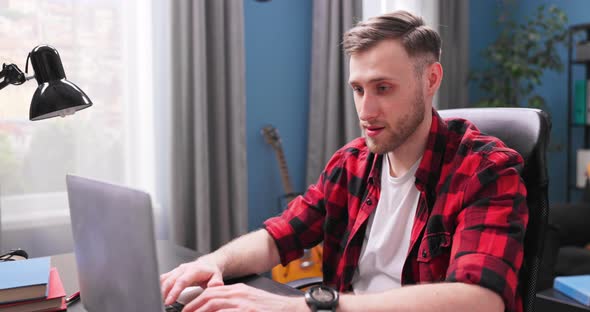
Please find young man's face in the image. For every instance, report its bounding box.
[348,39,430,155]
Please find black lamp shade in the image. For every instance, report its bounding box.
[28,45,92,121]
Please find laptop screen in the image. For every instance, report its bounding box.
[66,175,165,312]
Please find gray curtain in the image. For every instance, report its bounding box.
[437,0,469,109]
[169,0,248,253]
[305,0,363,186]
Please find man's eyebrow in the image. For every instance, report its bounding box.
[348,77,396,85]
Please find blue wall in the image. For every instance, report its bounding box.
[468,1,503,105]
[243,0,587,229]
[469,0,590,203]
[244,0,313,230]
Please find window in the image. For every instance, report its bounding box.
[0,0,158,231]
[362,0,439,108]
[363,0,439,28]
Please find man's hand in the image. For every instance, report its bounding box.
[181,283,306,312]
[160,258,225,305]
[160,230,283,308]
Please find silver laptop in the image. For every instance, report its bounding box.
[66,175,166,312]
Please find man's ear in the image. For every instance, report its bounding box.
[426,62,443,97]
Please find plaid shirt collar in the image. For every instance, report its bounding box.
[367,108,447,200]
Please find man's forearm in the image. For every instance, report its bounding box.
[337,282,504,312]
[199,229,280,279]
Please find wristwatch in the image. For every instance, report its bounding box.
[304,285,339,312]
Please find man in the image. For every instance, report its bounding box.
[160,10,527,312]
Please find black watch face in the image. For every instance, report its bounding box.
[311,287,335,302]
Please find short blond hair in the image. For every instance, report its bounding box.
[343,10,441,65]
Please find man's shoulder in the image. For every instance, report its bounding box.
[341,137,368,151]
[323,137,372,171]
[329,137,369,158]
[444,117,523,166]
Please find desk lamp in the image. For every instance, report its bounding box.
[0,45,92,120]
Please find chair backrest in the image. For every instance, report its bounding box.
[439,108,551,312]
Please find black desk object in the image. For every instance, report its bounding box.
[51,240,302,311]
[536,288,590,312]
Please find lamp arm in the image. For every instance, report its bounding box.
[0,63,27,91]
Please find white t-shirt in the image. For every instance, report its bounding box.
[351,155,421,294]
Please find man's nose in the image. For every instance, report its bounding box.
[358,93,378,121]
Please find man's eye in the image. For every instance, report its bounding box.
[377,85,391,92]
[352,86,364,94]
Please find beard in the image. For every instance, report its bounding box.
[363,87,426,155]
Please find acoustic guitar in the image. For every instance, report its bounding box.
[261,126,323,284]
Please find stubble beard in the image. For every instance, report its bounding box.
[363,88,426,155]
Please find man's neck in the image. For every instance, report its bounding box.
[387,112,432,178]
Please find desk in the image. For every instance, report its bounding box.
[51,240,302,311]
[536,288,590,312]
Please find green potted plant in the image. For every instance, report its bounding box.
[469,3,568,108]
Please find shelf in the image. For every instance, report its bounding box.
[567,184,589,193]
[569,123,590,127]
[565,24,590,201]
[570,23,590,32]
[567,186,586,193]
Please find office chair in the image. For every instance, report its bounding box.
[289,108,551,312]
[438,108,551,312]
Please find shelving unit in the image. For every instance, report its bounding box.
[566,23,590,202]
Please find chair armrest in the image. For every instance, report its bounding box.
[286,277,323,290]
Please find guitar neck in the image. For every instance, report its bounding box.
[274,148,295,195]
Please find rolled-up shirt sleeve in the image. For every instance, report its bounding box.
[263,182,326,266]
[262,148,348,266]
[445,150,528,312]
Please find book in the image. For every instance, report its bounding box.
[0,267,66,312]
[574,79,586,125]
[576,41,590,61]
[577,150,590,188]
[0,257,50,304]
[554,275,590,306]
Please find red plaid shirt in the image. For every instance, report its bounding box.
[263,109,528,312]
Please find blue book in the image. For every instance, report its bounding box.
[574,80,587,125]
[0,257,50,304]
[554,275,590,306]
